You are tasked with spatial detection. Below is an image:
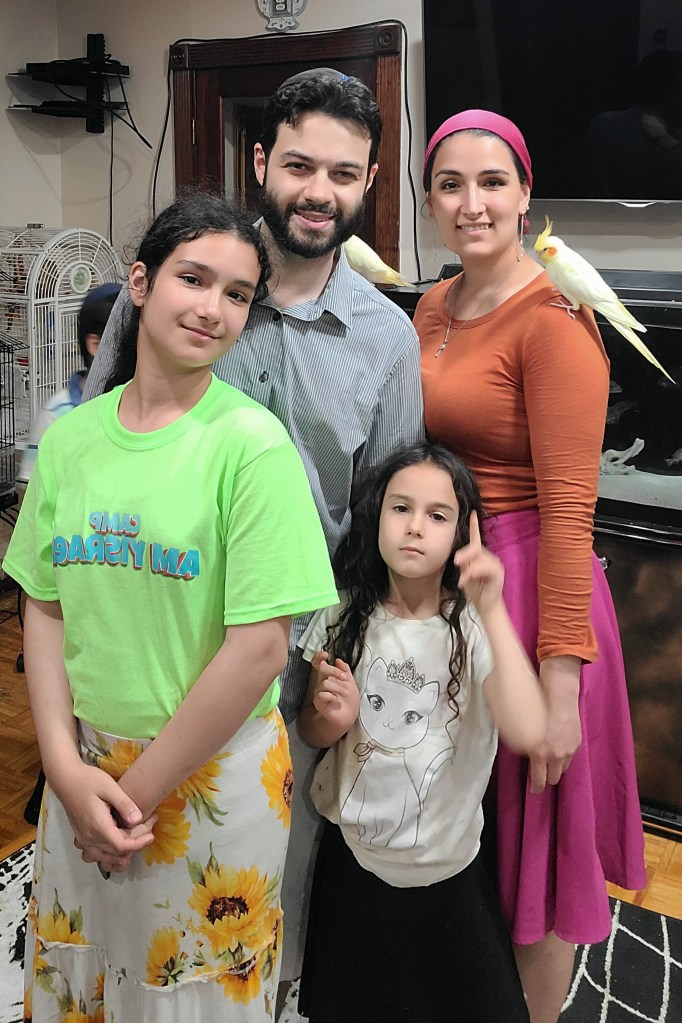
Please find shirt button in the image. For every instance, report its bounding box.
[259,371,269,382]
[273,311,282,321]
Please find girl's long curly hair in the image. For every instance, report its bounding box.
[327,442,485,721]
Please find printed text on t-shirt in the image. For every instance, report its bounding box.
[51,512,200,580]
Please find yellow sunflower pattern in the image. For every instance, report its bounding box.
[87,733,231,867]
[29,955,105,1023]
[142,791,192,867]
[178,754,231,825]
[217,954,263,1005]
[26,714,288,1017]
[260,732,293,829]
[57,987,103,1023]
[141,848,282,1005]
[23,982,32,1022]
[146,927,187,986]
[37,892,87,948]
[187,852,279,960]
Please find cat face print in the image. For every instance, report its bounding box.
[359,656,439,750]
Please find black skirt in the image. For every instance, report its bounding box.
[299,822,529,1023]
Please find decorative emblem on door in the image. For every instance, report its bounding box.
[256,0,308,33]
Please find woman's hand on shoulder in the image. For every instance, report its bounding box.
[529,655,582,794]
[454,511,505,615]
[311,650,361,733]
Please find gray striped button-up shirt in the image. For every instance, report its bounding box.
[84,248,425,720]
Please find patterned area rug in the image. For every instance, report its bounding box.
[1,844,680,1023]
[0,843,32,1023]
[561,898,682,1022]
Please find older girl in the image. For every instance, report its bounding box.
[5,194,337,1022]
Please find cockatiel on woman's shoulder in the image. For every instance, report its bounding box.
[534,217,674,382]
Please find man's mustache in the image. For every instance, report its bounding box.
[291,202,339,218]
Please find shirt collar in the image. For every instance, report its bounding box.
[315,246,354,329]
[255,229,354,330]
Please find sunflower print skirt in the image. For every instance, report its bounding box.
[24,710,293,1022]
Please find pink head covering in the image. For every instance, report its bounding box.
[423,109,533,190]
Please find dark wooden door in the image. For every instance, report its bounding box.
[170,22,403,268]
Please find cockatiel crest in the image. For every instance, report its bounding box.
[534,216,674,382]
[534,217,559,261]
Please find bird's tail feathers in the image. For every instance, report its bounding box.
[596,300,646,334]
[378,267,411,287]
[614,299,647,333]
[610,320,674,382]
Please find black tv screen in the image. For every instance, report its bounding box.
[423,0,682,201]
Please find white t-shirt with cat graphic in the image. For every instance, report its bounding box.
[299,601,495,888]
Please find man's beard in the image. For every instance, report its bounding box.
[259,184,366,259]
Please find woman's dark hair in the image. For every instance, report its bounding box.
[259,73,382,173]
[327,441,485,721]
[423,127,529,192]
[105,193,270,390]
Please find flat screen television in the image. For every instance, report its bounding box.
[422,0,682,202]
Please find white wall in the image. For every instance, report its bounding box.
[51,0,424,262]
[0,0,62,229]
[4,1,681,276]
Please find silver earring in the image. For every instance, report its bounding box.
[517,209,529,259]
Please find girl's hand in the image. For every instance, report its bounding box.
[311,651,360,733]
[57,762,156,861]
[75,817,158,874]
[454,511,504,614]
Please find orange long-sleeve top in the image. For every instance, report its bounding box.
[414,271,610,664]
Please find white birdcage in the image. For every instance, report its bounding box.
[0,226,123,449]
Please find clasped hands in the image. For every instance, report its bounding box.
[58,761,156,875]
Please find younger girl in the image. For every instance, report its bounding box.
[297,442,545,1023]
[5,194,338,1022]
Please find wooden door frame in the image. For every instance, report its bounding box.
[170,21,403,268]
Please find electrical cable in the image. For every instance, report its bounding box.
[151,47,175,218]
[396,20,422,283]
[151,38,218,218]
[45,62,152,148]
[116,75,151,148]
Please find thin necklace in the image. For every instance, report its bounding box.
[434,264,518,358]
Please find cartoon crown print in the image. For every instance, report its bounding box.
[386,657,426,692]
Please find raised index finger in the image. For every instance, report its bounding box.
[468,510,482,551]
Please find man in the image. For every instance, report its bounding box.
[84,68,424,980]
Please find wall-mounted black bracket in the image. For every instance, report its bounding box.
[10,33,129,134]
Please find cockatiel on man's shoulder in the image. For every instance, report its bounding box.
[534,217,674,382]
[344,234,410,287]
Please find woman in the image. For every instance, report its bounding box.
[414,110,646,1023]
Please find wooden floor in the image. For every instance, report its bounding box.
[0,589,681,921]
[0,590,40,858]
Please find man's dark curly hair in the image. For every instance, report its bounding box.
[259,71,382,173]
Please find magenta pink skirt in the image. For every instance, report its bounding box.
[485,508,646,946]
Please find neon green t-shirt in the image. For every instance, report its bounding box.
[5,375,338,737]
